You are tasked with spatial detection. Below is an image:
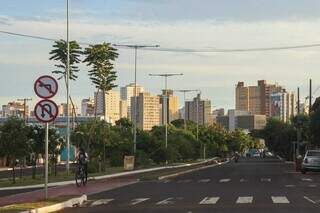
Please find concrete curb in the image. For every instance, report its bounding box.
[19,194,87,213]
[158,160,229,180]
[0,159,217,191]
[277,155,284,161]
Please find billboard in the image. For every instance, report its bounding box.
[270,93,282,118]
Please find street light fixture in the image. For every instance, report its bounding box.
[113,44,159,155]
[66,0,71,174]
[173,90,199,130]
[149,73,183,164]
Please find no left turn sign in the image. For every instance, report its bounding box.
[34,75,58,99]
[34,99,58,123]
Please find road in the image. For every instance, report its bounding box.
[61,157,320,213]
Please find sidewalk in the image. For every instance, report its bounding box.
[0,177,138,207]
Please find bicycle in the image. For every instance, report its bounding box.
[75,164,87,187]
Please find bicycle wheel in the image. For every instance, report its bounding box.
[75,170,82,187]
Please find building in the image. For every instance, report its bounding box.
[81,98,95,117]
[159,90,179,125]
[236,80,287,117]
[94,90,120,124]
[120,83,144,119]
[216,109,266,131]
[185,94,211,126]
[270,91,296,122]
[1,101,28,118]
[58,103,77,117]
[132,92,160,130]
[119,100,128,118]
[212,108,225,117]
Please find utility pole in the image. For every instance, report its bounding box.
[17,98,32,124]
[113,44,159,155]
[297,87,301,157]
[66,0,71,174]
[149,73,183,164]
[174,89,199,130]
[309,79,312,115]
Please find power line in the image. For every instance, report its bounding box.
[2,30,320,52]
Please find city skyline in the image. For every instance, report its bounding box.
[1,0,320,111]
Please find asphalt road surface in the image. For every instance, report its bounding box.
[61,157,320,213]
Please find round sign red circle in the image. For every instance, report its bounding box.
[34,75,58,99]
[34,99,59,123]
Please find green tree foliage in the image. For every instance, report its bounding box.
[49,40,82,81]
[0,117,29,183]
[260,118,296,160]
[84,43,119,119]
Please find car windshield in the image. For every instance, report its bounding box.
[307,151,320,157]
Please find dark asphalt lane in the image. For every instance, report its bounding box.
[61,157,320,213]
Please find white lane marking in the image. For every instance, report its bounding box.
[91,199,114,206]
[199,197,220,204]
[285,185,295,187]
[271,196,290,204]
[239,178,247,182]
[177,179,192,183]
[301,178,313,182]
[156,197,175,205]
[219,178,231,183]
[304,196,317,204]
[308,184,317,187]
[236,196,253,204]
[130,198,150,205]
[198,179,210,183]
[261,178,271,182]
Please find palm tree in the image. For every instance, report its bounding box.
[49,39,82,123]
[84,42,118,169]
[83,42,119,119]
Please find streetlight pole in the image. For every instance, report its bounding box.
[174,90,199,130]
[149,73,183,164]
[66,0,71,174]
[113,44,159,155]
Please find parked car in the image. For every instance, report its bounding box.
[301,150,320,174]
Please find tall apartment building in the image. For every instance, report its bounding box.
[159,89,179,125]
[1,101,28,118]
[119,100,128,119]
[81,98,95,116]
[120,83,144,119]
[270,91,296,122]
[94,90,120,124]
[58,103,77,117]
[216,109,266,131]
[236,80,287,117]
[185,94,211,126]
[131,92,160,130]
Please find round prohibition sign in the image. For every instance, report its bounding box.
[34,75,58,99]
[34,99,58,123]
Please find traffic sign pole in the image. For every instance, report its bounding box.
[45,122,49,199]
[34,75,59,200]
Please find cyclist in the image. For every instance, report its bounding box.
[76,148,88,179]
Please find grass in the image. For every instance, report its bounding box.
[0,196,76,213]
[0,159,209,187]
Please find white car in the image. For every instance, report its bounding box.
[301,150,320,174]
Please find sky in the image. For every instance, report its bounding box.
[1,0,320,111]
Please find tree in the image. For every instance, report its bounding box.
[83,42,119,119]
[49,39,82,119]
[0,117,29,183]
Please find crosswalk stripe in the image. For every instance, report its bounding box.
[236,196,253,204]
[261,178,271,182]
[271,196,290,204]
[130,198,150,205]
[239,178,247,182]
[285,185,295,187]
[199,197,220,204]
[156,198,175,205]
[91,199,114,206]
[198,179,210,183]
[308,184,317,187]
[219,178,231,183]
[301,178,313,182]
